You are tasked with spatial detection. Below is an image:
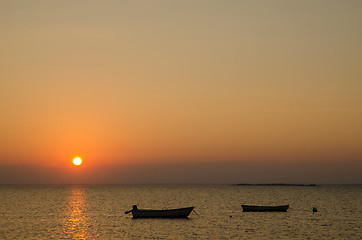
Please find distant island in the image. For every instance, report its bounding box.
[233,183,317,186]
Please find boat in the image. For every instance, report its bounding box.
[125,205,194,218]
[241,204,289,212]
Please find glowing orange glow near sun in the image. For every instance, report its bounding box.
[73,157,82,166]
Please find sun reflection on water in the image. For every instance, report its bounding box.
[62,187,89,239]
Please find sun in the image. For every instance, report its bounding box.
[73,157,82,166]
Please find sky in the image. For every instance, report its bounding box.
[1,0,361,184]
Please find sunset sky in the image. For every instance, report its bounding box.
[1,0,361,184]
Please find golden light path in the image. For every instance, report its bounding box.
[73,157,82,166]
[62,187,89,239]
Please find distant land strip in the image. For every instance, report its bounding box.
[233,183,317,186]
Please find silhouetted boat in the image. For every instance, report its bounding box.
[241,204,289,212]
[125,205,194,218]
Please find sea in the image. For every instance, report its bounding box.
[0,185,361,239]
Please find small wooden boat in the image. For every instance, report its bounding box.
[242,204,289,212]
[125,205,194,218]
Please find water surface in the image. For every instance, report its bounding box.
[0,185,361,239]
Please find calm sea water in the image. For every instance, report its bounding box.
[0,185,361,239]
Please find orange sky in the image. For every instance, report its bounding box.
[0,1,361,183]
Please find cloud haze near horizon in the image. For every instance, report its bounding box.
[1,160,361,185]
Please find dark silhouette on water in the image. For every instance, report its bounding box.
[234,183,317,186]
[242,204,289,212]
[125,205,138,214]
[125,205,194,218]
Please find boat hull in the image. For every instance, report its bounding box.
[132,207,194,218]
[242,204,289,212]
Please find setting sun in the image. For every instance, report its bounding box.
[73,157,82,166]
